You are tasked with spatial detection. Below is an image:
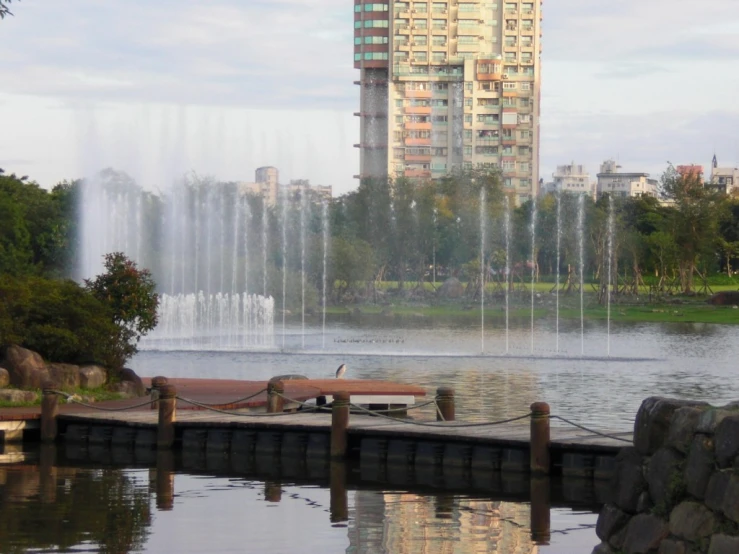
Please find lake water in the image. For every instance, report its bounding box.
[3,315,737,553]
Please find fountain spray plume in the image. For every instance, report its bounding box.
[578,193,585,356]
[530,197,537,355]
[504,196,511,354]
[322,200,329,350]
[555,193,561,354]
[479,187,486,355]
[607,194,614,357]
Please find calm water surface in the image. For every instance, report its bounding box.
[4,316,733,553]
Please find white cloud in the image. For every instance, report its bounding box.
[1,0,738,193]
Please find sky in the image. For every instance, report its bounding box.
[1,0,739,195]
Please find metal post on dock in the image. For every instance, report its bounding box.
[41,381,59,442]
[530,477,551,544]
[264,481,282,503]
[157,383,177,449]
[436,387,455,421]
[150,376,169,410]
[530,402,551,475]
[267,379,285,414]
[331,392,350,458]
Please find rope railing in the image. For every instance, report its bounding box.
[173,388,269,409]
[175,395,325,417]
[349,402,533,428]
[551,415,633,443]
[45,390,156,412]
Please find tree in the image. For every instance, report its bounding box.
[84,253,159,370]
[661,164,727,293]
[0,0,19,19]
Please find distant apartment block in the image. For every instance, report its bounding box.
[541,162,594,197]
[239,167,332,205]
[596,160,658,199]
[353,0,542,204]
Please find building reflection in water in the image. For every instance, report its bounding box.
[348,490,537,554]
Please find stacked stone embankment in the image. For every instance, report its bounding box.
[593,397,739,554]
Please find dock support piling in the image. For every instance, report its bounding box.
[150,376,169,411]
[331,392,350,458]
[157,383,177,449]
[41,381,59,443]
[530,477,551,544]
[530,402,551,475]
[155,450,175,511]
[436,387,455,421]
[267,379,285,414]
[330,461,348,523]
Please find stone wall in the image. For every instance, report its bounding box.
[593,397,739,554]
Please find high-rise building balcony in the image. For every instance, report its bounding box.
[405,137,431,146]
[405,154,432,162]
[405,169,432,178]
[404,89,432,98]
[405,121,433,130]
[406,106,432,114]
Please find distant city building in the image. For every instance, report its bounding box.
[707,156,739,194]
[541,162,594,198]
[238,167,332,206]
[353,0,543,205]
[596,159,658,199]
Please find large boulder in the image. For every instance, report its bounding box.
[646,447,684,510]
[634,397,708,456]
[79,365,107,389]
[117,367,146,397]
[707,291,739,306]
[437,277,464,299]
[621,513,670,554]
[613,448,648,513]
[47,363,80,391]
[714,415,739,468]
[0,389,38,403]
[709,534,739,554]
[0,367,9,388]
[1,345,49,389]
[668,501,717,541]
[684,434,716,499]
[596,503,631,543]
[666,407,704,454]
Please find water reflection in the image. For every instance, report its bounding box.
[0,446,602,553]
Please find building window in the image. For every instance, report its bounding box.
[364,3,389,11]
[502,160,515,170]
[464,146,472,156]
[476,146,498,155]
[519,162,530,171]
[414,2,428,12]
[432,2,447,12]
[521,82,531,91]
[364,52,389,60]
[365,36,389,44]
[477,114,499,123]
[503,82,517,90]
[354,53,361,61]
[365,19,389,28]
[464,114,472,123]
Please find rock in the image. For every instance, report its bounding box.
[79,365,107,389]
[696,407,739,434]
[720,473,739,524]
[0,367,8,388]
[596,503,631,543]
[118,367,145,397]
[668,501,717,541]
[715,415,739,468]
[636,491,653,513]
[707,291,739,305]
[592,543,615,554]
[704,470,731,514]
[0,389,38,403]
[437,277,464,299]
[613,448,648,513]
[634,397,708,456]
[708,534,739,554]
[622,513,670,554]
[684,434,716,499]
[46,363,80,391]
[110,381,140,398]
[1,345,49,389]
[646,447,684,510]
[667,407,704,454]
[658,540,687,554]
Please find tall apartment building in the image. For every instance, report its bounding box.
[353,0,542,203]
[542,162,594,198]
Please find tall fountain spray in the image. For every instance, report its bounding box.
[607,194,614,357]
[322,201,329,350]
[262,197,268,298]
[578,193,585,356]
[530,198,537,354]
[555,193,561,353]
[504,196,511,354]
[300,183,307,350]
[281,185,288,349]
[479,187,486,354]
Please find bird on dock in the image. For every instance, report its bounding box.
[335,363,347,379]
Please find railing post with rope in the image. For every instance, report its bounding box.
[267,379,285,414]
[530,402,551,475]
[530,476,551,544]
[41,381,59,442]
[157,383,177,449]
[150,376,169,411]
[331,392,350,458]
[436,387,455,421]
